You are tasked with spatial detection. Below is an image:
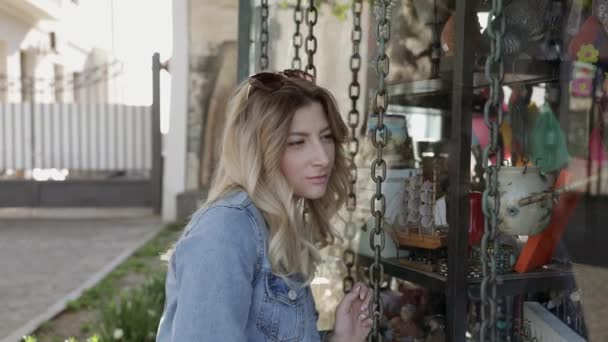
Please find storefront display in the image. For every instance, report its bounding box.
[239,0,608,339]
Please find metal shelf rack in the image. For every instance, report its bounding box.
[360,2,574,341]
[358,253,577,298]
[386,59,560,100]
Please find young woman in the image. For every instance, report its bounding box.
[156,70,373,342]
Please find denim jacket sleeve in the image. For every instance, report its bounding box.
[170,205,259,341]
[319,330,332,341]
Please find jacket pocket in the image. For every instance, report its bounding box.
[256,273,306,342]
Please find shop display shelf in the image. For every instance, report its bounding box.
[471,265,577,297]
[359,253,576,297]
[387,78,450,98]
[358,253,447,293]
[386,58,560,99]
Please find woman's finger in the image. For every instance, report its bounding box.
[352,282,367,296]
[357,284,366,300]
[336,284,363,315]
[359,287,374,312]
[361,287,372,308]
[359,295,370,312]
[361,302,377,315]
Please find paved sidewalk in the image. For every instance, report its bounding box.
[0,209,164,342]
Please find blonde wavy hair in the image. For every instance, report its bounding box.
[205,75,350,285]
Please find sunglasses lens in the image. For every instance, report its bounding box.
[282,69,315,82]
[250,73,283,90]
[246,73,284,99]
[247,70,316,100]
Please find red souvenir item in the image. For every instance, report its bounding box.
[468,192,484,247]
[568,16,608,62]
[514,170,582,273]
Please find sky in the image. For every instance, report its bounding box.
[78,0,173,133]
[110,0,173,133]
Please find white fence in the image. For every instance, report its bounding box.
[0,103,152,171]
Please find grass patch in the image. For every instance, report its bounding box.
[29,220,185,342]
[96,276,166,341]
[65,221,183,312]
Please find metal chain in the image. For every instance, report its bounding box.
[292,0,304,70]
[430,0,441,77]
[259,0,269,71]
[369,0,391,340]
[304,0,318,78]
[342,0,363,295]
[480,0,505,341]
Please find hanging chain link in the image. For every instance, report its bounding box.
[369,0,391,340]
[259,0,270,71]
[430,0,441,77]
[292,0,304,70]
[480,0,505,341]
[304,0,318,78]
[342,0,363,295]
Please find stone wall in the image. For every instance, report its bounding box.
[186,0,238,191]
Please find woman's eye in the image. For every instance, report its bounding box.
[288,141,305,146]
[322,134,335,141]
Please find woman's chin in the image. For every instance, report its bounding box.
[297,187,327,200]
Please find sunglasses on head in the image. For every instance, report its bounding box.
[246,69,316,100]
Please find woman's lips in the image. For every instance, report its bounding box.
[307,175,328,185]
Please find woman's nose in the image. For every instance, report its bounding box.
[311,141,329,167]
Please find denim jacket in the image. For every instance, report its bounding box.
[157,190,330,342]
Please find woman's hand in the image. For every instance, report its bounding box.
[330,282,373,342]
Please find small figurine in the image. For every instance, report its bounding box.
[467,306,481,341]
[485,0,561,59]
[388,304,424,342]
[424,315,445,342]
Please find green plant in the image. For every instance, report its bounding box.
[66,275,118,311]
[65,223,182,312]
[22,335,100,342]
[97,275,166,342]
[28,222,183,342]
[80,322,93,334]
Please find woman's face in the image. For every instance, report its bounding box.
[280,101,335,200]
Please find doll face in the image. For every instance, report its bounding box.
[400,305,415,321]
[280,101,335,200]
